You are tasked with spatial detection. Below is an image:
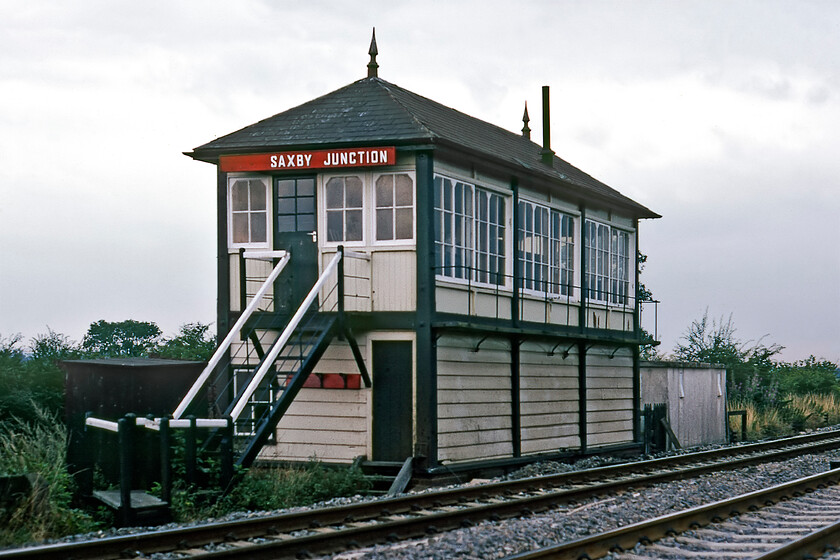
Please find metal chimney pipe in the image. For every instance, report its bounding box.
[541,85,555,165]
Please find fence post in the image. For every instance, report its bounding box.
[186,415,197,487]
[220,416,234,490]
[160,416,172,504]
[118,414,135,526]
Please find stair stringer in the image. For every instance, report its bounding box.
[236,315,340,469]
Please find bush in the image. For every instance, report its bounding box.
[0,407,96,546]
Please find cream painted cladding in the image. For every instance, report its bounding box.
[257,339,371,464]
[519,342,580,454]
[586,346,635,447]
[437,334,514,463]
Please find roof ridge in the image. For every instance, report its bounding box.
[370,78,439,140]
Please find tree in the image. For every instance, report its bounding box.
[154,322,216,361]
[673,310,783,407]
[81,320,162,357]
[775,356,840,396]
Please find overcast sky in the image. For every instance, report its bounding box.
[1,1,838,362]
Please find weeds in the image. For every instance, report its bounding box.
[165,459,371,523]
[0,406,96,546]
[729,393,840,440]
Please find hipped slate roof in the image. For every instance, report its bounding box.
[188,77,659,219]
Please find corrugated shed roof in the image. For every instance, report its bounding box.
[189,77,659,218]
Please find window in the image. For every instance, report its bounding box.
[375,173,414,241]
[517,201,575,296]
[434,174,506,285]
[229,176,269,248]
[585,220,631,305]
[276,177,316,233]
[325,176,363,242]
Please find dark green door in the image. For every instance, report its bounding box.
[372,341,413,461]
[274,177,318,316]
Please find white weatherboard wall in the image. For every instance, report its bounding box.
[258,340,370,464]
[519,342,580,454]
[641,361,728,447]
[437,334,513,463]
[586,346,635,447]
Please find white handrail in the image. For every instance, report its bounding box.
[172,251,291,420]
[85,417,119,432]
[229,251,343,422]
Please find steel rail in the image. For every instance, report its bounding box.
[504,467,840,560]
[4,431,840,560]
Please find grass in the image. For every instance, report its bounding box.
[728,393,840,441]
[166,459,372,523]
[0,407,97,547]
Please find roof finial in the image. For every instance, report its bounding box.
[522,102,531,139]
[367,28,379,78]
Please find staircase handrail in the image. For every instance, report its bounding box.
[229,250,343,422]
[172,250,291,420]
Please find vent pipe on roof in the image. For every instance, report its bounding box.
[540,85,555,165]
[367,28,379,78]
[522,102,531,139]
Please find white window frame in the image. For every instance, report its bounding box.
[322,173,366,246]
[227,174,271,250]
[434,173,508,288]
[320,170,417,248]
[517,199,576,299]
[585,219,633,306]
[373,171,416,245]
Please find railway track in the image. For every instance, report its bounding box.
[506,467,840,560]
[4,430,840,560]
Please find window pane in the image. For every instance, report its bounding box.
[277,179,295,197]
[395,174,413,205]
[376,175,393,208]
[297,196,315,215]
[326,178,344,209]
[276,198,295,214]
[395,208,413,239]
[231,181,248,211]
[326,211,343,242]
[346,176,363,208]
[346,209,363,241]
[376,209,393,240]
[232,213,249,243]
[249,180,266,211]
[277,215,295,232]
[298,214,315,232]
[297,178,315,196]
[250,213,266,242]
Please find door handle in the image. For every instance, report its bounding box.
[307,231,317,243]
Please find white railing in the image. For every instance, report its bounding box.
[172,250,290,420]
[228,251,342,422]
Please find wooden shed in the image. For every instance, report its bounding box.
[181,34,660,474]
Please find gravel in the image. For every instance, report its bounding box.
[13,435,840,559]
[326,451,838,559]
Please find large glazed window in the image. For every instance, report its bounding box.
[325,176,363,242]
[375,173,414,241]
[229,176,269,248]
[517,200,575,296]
[434,174,506,285]
[585,220,631,305]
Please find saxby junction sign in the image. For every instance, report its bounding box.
[220,146,396,172]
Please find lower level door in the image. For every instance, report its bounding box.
[372,341,413,461]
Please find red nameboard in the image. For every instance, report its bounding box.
[220,146,396,172]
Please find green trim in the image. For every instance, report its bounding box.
[511,337,521,458]
[578,341,587,453]
[217,168,231,340]
[414,150,438,469]
[432,313,649,346]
